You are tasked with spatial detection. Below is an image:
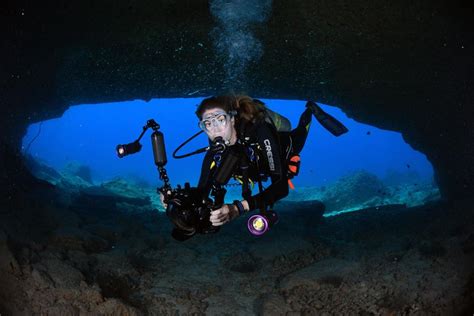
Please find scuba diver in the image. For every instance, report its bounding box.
[164,95,348,240]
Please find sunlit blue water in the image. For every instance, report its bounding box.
[21,98,434,189]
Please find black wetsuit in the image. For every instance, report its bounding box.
[197,108,313,212]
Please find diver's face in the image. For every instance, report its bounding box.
[200,108,236,143]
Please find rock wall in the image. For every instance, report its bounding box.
[1,0,473,200]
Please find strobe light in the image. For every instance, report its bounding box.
[247,211,278,236]
[116,141,142,158]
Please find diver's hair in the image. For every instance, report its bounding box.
[234,95,266,123]
[196,95,266,124]
[195,95,235,120]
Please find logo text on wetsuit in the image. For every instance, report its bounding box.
[264,139,275,171]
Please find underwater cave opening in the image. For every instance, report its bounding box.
[21,98,440,216]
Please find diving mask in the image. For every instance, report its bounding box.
[198,111,233,132]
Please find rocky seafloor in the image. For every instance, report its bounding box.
[0,159,472,315]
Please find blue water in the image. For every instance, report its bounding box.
[21,98,434,188]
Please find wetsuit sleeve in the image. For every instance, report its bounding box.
[247,123,289,211]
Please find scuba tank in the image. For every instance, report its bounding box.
[252,98,292,132]
[265,108,292,132]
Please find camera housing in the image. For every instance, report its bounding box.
[162,183,220,238]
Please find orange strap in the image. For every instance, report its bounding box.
[288,179,295,190]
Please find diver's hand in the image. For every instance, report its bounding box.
[209,204,239,226]
[159,192,168,209]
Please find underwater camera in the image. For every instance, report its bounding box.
[116,119,222,241]
[161,183,220,240]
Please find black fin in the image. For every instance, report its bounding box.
[306,101,349,136]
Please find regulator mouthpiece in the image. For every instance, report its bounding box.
[212,136,226,153]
